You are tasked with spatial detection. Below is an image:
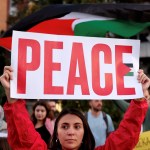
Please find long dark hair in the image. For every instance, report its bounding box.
[31,100,49,125]
[50,108,95,150]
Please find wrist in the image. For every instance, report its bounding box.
[144,95,150,101]
[5,89,10,99]
[134,98,145,101]
[143,90,150,101]
[5,89,16,104]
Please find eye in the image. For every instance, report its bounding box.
[35,109,39,112]
[61,125,69,130]
[74,125,81,129]
[41,110,45,113]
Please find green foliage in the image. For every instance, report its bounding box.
[12,0,26,5]
[61,100,89,112]
[0,47,10,73]
[35,0,63,5]
[102,100,123,129]
[115,0,149,2]
[0,47,10,103]
[0,86,5,97]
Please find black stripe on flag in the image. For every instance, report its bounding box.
[124,63,134,76]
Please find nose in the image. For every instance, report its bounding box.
[97,100,102,105]
[67,127,75,135]
[37,111,42,115]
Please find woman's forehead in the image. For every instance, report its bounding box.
[58,114,83,124]
[35,105,46,110]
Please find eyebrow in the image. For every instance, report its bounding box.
[61,122,83,125]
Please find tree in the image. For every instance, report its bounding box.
[0,47,11,104]
[115,0,149,2]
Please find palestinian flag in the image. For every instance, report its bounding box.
[125,63,134,76]
[0,3,150,51]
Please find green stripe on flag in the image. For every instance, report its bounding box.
[126,72,134,76]
[124,63,134,76]
[74,20,150,38]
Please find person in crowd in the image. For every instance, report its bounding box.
[47,100,59,118]
[0,66,150,150]
[0,96,7,131]
[86,99,114,147]
[31,100,51,147]
[45,100,60,135]
[0,105,7,131]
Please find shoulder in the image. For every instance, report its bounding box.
[105,113,112,119]
[102,112,112,119]
[102,112,113,124]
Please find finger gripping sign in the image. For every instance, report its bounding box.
[11,31,143,100]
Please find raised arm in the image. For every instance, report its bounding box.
[0,66,47,150]
[95,69,150,150]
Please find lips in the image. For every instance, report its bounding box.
[65,139,76,142]
[37,116,42,118]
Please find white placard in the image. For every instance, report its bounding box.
[11,31,143,100]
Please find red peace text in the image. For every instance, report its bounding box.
[17,38,135,96]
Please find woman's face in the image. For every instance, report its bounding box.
[34,105,47,121]
[57,114,84,150]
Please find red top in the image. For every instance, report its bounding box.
[4,99,148,150]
